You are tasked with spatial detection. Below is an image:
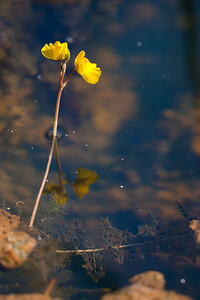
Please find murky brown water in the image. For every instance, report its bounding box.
[0,0,200,299]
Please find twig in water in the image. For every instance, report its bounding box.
[56,233,188,254]
[44,278,56,296]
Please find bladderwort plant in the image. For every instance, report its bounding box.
[29,41,101,227]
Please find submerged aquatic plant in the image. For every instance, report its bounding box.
[29,41,101,227]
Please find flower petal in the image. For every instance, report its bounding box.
[41,41,70,61]
[74,51,101,84]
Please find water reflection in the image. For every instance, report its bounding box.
[0,0,200,299]
[43,140,69,206]
[43,138,99,205]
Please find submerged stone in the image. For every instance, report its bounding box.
[0,231,37,269]
[101,271,194,300]
[0,209,37,269]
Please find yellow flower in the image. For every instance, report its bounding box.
[41,41,70,61]
[74,50,101,84]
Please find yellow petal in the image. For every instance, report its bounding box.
[54,41,61,47]
[74,50,86,73]
[41,41,70,61]
[74,51,101,84]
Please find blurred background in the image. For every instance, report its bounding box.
[0,0,200,299]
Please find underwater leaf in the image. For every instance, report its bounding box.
[43,182,68,206]
[73,167,99,199]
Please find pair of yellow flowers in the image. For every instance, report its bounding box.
[41,41,101,84]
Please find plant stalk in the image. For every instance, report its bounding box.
[29,64,75,227]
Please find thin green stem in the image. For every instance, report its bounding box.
[44,278,56,296]
[29,63,75,227]
[55,139,62,175]
[53,63,66,138]
[54,140,64,189]
[29,137,56,227]
[62,68,75,89]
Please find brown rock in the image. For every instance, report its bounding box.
[0,209,20,232]
[100,271,193,300]
[129,270,165,289]
[0,231,37,269]
[0,209,36,269]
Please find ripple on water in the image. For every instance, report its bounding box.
[44,126,67,141]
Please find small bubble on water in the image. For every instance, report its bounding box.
[37,74,42,80]
[137,41,143,47]
[180,278,186,284]
[31,147,34,150]
[45,126,67,141]
[120,185,124,189]
[66,36,74,43]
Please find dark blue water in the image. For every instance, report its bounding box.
[0,0,200,299]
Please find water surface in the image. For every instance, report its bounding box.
[0,0,200,299]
